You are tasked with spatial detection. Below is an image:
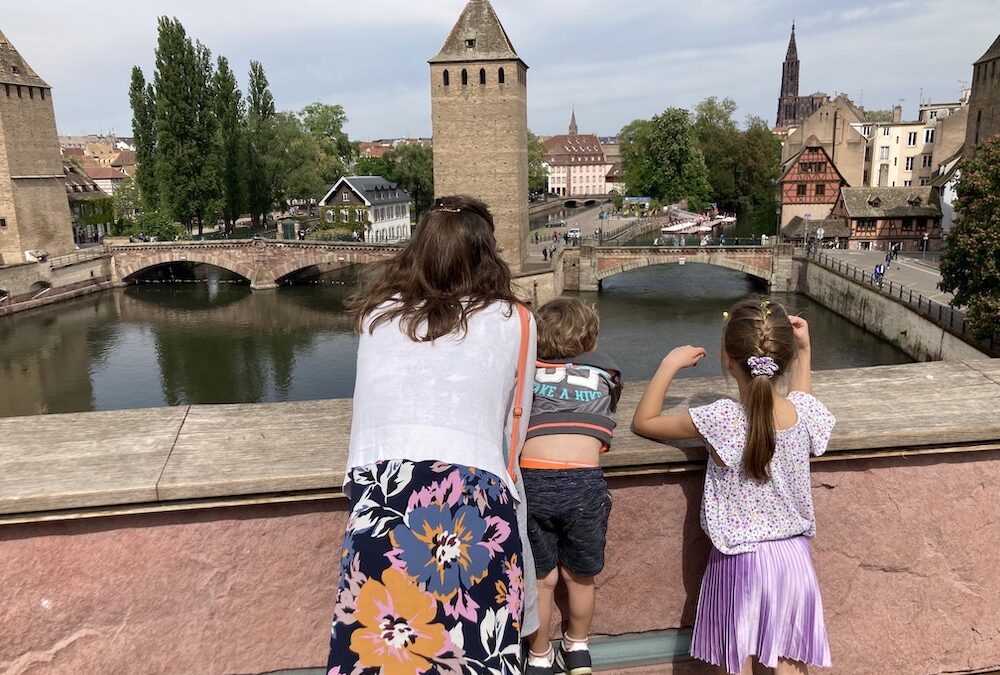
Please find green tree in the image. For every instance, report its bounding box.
[246,60,278,227]
[864,109,894,123]
[383,144,434,219]
[273,111,326,206]
[647,107,712,208]
[128,66,158,212]
[528,130,548,195]
[620,118,659,198]
[213,56,246,230]
[353,155,392,178]
[738,115,782,235]
[939,137,1000,340]
[112,176,141,226]
[693,97,741,209]
[299,102,356,183]
[151,17,217,235]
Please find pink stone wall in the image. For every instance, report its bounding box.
[2,451,999,674]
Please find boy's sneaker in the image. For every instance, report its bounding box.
[555,643,592,675]
[525,663,555,675]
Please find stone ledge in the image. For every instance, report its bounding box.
[1,360,998,523]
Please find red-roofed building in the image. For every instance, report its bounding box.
[543,111,614,196]
[111,149,136,176]
[778,135,847,226]
[81,162,129,196]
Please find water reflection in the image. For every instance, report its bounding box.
[0,264,911,418]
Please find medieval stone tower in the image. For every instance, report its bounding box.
[0,30,73,265]
[429,0,528,271]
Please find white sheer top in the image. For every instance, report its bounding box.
[347,300,537,500]
[690,391,836,554]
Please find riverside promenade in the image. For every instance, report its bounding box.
[1,360,1000,673]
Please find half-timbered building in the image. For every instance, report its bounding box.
[779,135,847,227]
[829,186,942,252]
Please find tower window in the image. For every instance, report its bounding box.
[28,87,33,100]
[461,69,468,86]
[16,85,21,98]
[40,88,45,101]
[465,39,476,49]
[498,67,505,84]
[443,70,449,86]
[11,65,18,74]
[3,84,8,97]
[479,68,486,85]
[0,218,6,227]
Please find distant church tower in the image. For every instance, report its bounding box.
[430,0,529,271]
[0,30,73,264]
[776,23,800,128]
[569,109,578,135]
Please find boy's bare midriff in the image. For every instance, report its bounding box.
[522,434,604,467]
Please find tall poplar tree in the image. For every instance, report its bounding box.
[152,17,217,235]
[246,60,277,228]
[128,66,158,211]
[213,56,246,230]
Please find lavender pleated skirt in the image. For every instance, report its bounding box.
[690,536,832,673]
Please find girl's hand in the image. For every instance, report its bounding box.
[788,315,811,351]
[663,346,707,370]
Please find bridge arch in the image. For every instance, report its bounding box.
[118,251,254,284]
[593,248,775,285]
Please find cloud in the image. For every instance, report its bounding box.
[1,0,996,138]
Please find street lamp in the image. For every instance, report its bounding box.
[775,206,781,245]
[922,232,929,261]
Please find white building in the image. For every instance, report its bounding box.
[318,176,412,243]
[543,112,616,196]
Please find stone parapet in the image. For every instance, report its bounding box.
[1,361,999,673]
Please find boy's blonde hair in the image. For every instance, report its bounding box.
[535,297,600,360]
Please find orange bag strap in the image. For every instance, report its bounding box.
[507,303,531,483]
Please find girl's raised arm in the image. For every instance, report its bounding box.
[631,346,706,441]
[787,316,812,394]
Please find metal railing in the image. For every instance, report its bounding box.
[48,246,109,269]
[808,250,998,356]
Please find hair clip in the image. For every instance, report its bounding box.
[722,311,729,320]
[434,198,462,213]
[747,355,780,378]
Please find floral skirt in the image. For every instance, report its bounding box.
[327,460,525,675]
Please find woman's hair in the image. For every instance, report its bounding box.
[723,296,797,482]
[535,297,599,360]
[348,195,519,341]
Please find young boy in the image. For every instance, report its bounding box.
[522,297,623,675]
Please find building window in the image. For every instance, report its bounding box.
[902,218,913,231]
[479,68,486,85]
[28,87,33,100]
[443,70,449,86]
[907,132,917,146]
[0,218,6,227]
[498,67,505,84]
[341,210,349,223]
[465,38,476,49]
[342,191,350,202]
[925,129,935,143]
[40,88,45,101]
[815,183,826,197]
[904,180,912,186]
[461,69,468,86]
[929,110,938,119]
[11,65,18,74]
[325,210,334,223]
[882,127,890,136]
[922,154,932,168]
[905,156,914,171]
[796,183,807,197]
[16,85,21,98]
[920,178,929,186]
[3,84,8,97]
[879,146,889,160]
[862,124,872,136]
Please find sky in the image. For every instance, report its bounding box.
[4,0,998,140]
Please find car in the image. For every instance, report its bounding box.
[567,228,581,239]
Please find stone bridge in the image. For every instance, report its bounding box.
[562,244,795,292]
[108,239,401,290]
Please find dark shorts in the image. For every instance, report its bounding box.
[522,467,611,577]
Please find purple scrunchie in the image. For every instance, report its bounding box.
[747,355,780,378]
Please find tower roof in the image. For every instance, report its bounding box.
[429,0,524,65]
[0,30,49,88]
[784,23,798,62]
[974,33,1000,65]
[569,109,577,135]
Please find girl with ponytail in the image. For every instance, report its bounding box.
[632,296,835,674]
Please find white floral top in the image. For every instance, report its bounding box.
[689,391,836,555]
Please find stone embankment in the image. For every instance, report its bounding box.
[1,361,999,674]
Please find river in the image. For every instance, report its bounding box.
[0,265,910,418]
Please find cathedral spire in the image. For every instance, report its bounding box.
[785,22,798,62]
[569,108,578,135]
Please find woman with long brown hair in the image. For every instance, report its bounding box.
[326,195,538,675]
